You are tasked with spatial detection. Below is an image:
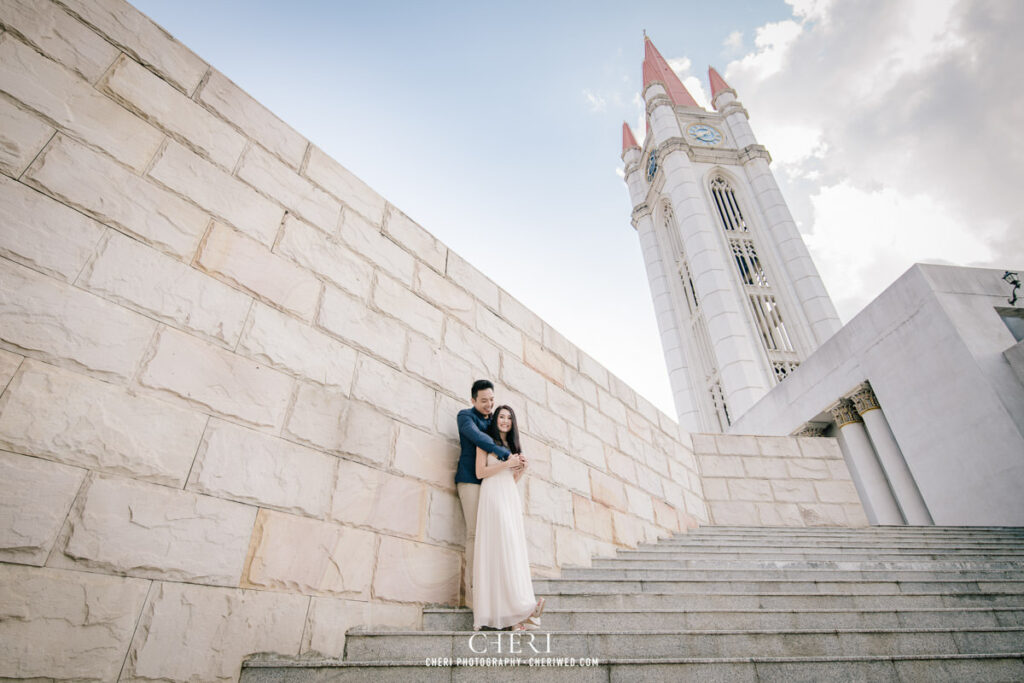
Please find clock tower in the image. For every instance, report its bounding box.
[622,37,841,433]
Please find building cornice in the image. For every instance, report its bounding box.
[630,202,651,230]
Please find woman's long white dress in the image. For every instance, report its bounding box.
[472,453,536,630]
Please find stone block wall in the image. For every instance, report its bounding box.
[693,434,868,527]
[0,1,706,679]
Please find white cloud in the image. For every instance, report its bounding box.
[583,89,607,112]
[723,30,743,52]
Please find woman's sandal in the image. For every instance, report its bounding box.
[530,597,546,619]
[510,622,528,631]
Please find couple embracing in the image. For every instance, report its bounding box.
[455,379,546,631]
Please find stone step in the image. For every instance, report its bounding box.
[611,549,1024,562]
[421,606,1024,631]
[558,567,1024,582]
[687,525,1024,533]
[241,653,1024,683]
[592,557,1024,571]
[531,577,1024,595]
[541,590,1024,611]
[340,627,1024,661]
[644,539,1024,550]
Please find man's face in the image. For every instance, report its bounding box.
[472,388,495,416]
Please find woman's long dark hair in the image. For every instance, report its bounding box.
[487,405,521,455]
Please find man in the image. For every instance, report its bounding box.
[455,379,526,608]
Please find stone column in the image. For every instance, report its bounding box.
[830,399,903,525]
[851,383,934,525]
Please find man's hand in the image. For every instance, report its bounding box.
[512,453,529,472]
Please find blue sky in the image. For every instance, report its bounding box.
[131,0,1023,418]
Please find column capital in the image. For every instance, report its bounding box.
[795,422,829,437]
[850,382,881,415]
[829,398,862,427]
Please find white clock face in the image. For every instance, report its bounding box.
[688,124,722,146]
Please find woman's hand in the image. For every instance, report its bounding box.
[506,453,523,468]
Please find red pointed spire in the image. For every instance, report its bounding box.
[643,37,699,108]
[622,122,639,153]
[708,66,732,99]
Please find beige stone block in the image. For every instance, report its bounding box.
[555,526,591,566]
[0,96,54,177]
[426,488,465,545]
[635,396,661,428]
[300,597,419,657]
[786,458,831,479]
[198,69,307,166]
[304,145,387,225]
[124,581,307,682]
[149,140,282,246]
[608,374,637,409]
[198,221,321,320]
[590,469,627,511]
[605,448,636,484]
[244,509,375,597]
[0,35,162,171]
[690,433,718,454]
[625,485,655,522]
[278,214,373,299]
[337,401,395,465]
[0,258,157,379]
[726,479,774,502]
[653,498,679,531]
[551,453,591,497]
[0,0,119,83]
[0,451,85,565]
[828,459,853,480]
[405,333,473,398]
[584,403,617,445]
[844,503,869,527]
[352,355,435,431]
[756,502,805,526]
[742,456,789,479]
[0,349,21,389]
[393,425,458,490]
[372,536,460,604]
[415,262,475,326]
[61,0,207,92]
[798,436,843,459]
[446,251,498,310]
[564,369,599,407]
[611,510,641,547]
[238,143,340,231]
[662,478,686,510]
[501,353,547,398]
[339,208,415,285]
[814,480,862,504]
[331,459,424,538]
[283,380,349,453]
[499,290,543,341]
[616,425,644,460]
[26,135,208,260]
[518,432,550,479]
[635,464,664,497]
[140,326,294,429]
[547,383,584,427]
[796,502,848,526]
[568,424,606,468]
[597,388,628,426]
[237,302,357,390]
[578,352,609,389]
[771,479,818,503]
[684,489,709,523]
[715,434,760,455]
[526,477,573,526]
[523,339,563,385]
[374,274,444,342]
[385,208,446,273]
[0,174,104,282]
[756,435,801,457]
[572,495,613,541]
[626,409,654,444]
[80,230,251,347]
[527,399,569,449]
[698,454,744,478]
[434,392,466,442]
[709,501,760,526]
[0,360,206,485]
[476,306,522,356]
[189,419,336,518]
[56,474,256,585]
[102,55,245,169]
[0,564,149,680]
[542,323,578,368]
[318,285,407,366]
[667,458,692,486]
[524,515,555,567]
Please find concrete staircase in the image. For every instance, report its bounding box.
[242,526,1024,681]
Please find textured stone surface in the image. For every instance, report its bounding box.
[0,360,207,485]
[304,145,387,225]
[572,494,614,541]
[189,419,336,518]
[331,459,424,537]
[425,488,465,545]
[524,339,564,385]
[0,34,162,171]
[337,401,396,465]
[374,274,444,342]
[404,333,473,398]
[569,424,607,468]
[237,302,357,390]
[0,173,104,282]
[197,221,321,320]
[339,209,415,285]
[300,597,419,657]
[385,208,446,272]
[392,424,458,490]
[524,516,555,567]
[283,380,350,454]
[499,291,544,343]
[0,564,149,680]
[237,143,340,230]
[446,251,498,310]
[101,55,245,170]
[526,400,569,448]
[551,453,591,497]
[444,319,500,379]
[79,229,251,347]
[501,353,547,398]
[140,326,294,429]
[277,214,373,299]
[56,474,256,585]
[0,450,85,565]
[244,509,375,597]
[318,285,407,366]
[0,349,20,389]
[416,262,475,326]
[25,134,208,259]
[148,140,282,246]
[0,95,54,177]
[527,477,573,526]
[125,580,308,682]
[352,355,435,431]
[476,306,522,355]
[555,526,591,566]
[372,536,460,604]
[590,469,627,511]
[0,259,156,379]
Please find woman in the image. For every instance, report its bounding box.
[472,405,545,631]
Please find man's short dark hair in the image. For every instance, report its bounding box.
[471,379,494,399]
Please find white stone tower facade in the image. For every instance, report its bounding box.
[622,38,841,433]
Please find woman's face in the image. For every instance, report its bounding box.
[495,409,512,434]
